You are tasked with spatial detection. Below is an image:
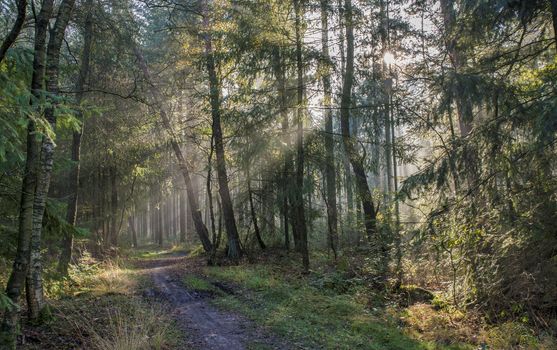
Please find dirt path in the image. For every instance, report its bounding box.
[138,254,289,350]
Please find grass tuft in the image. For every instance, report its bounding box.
[88,302,174,350]
[91,261,136,296]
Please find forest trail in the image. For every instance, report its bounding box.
[137,253,288,350]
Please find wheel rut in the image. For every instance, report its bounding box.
[140,255,288,350]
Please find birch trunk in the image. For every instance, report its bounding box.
[0,0,54,339]
[26,0,76,322]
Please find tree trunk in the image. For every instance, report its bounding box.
[109,167,118,247]
[294,0,310,272]
[143,209,148,242]
[247,168,266,250]
[1,121,39,347]
[207,135,218,256]
[379,0,393,204]
[439,0,472,138]
[26,0,76,323]
[264,184,276,235]
[132,46,213,252]
[272,48,294,250]
[157,198,163,247]
[340,0,379,244]
[439,0,478,191]
[320,0,338,260]
[338,0,346,78]
[216,196,223,250]
[338,0,353,243]
[0,0,54,341]
[174,193,178,239]
[150,195,156,244]
[202,3,242,260]
[173,193,178,240]
[163,198,167,242]
[98,167,105,247]
[0,0,27,64]
[58,29,91,270]
[552,0,557,48]
[179,188,187,243]
[129,216,138,248]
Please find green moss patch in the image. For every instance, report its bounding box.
[205,264,469,350]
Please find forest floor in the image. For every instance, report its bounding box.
[13,246,552,349]
[136,251,290,349]
[131,248,473,350]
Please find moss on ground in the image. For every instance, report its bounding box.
[205,264,472,350]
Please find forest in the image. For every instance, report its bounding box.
[0,0,556,349]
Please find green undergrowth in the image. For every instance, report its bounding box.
[202,251,557,349]
[204,261,471,350]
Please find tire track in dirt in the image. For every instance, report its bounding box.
[140,254,289,350]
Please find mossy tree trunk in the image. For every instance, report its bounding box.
[0,0,52,338]
[26,0,76,323]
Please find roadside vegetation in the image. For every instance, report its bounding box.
[192,250,555,350]
[0,249,180,350]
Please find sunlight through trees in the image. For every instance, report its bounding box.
[0,0,556,348]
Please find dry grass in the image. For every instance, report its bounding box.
[60,256,136,297]
[480,322,557,350]
[400,303,557,349]
[400,303,479,346]
[87,302,174,350]
[91,260,136,296]
[19,254,181,349]
[77,259,176,349]
[78,259,175,349]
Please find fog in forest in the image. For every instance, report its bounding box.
[1,0,556,349]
